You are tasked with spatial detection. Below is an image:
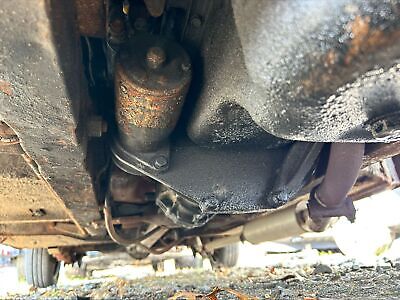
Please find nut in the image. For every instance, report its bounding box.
[154,155,168,169]
[146,46,166,69]
[30,208,46,217]
[181,62,191,72]
[190,16,202,28]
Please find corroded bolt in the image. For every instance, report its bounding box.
[181,62,191,72]
[30,208,46,217]
[370,119,391,138]
[154,155,168,169]
[109,18,125,35]
[190,16,202,28]
[146,46,166,69]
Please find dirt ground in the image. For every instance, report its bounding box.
[8,263,400,300]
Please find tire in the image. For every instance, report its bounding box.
[24,248,60,288]
[212,243,239,268]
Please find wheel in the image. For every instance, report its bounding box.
[24,248,60,288]
[212,243,239,268]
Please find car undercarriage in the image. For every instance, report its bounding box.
[1,0,400,287]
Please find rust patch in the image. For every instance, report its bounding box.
[344,16,400,65]
[2,235,107,249]
[115,64,189,129]
[0,121,16,136]
[109,167,155,204]
[0,80,12,96]
[48,246,81,263]
[364,141,400,166]
[365,29,400,51]
[0,121,19,145]
[301,14,400,97]
[0,153,70,222]
[75,0,106,37]
[324,50,338,68]
[300,69,336,97]
[345,15,371,65]
[114,36,191,136]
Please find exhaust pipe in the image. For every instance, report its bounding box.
[204,201,324,252]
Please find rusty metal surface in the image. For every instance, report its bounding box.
[49,248,74,264]
[189,0,400,145]
[0,121,19,145]
[186,0,288,148]
[109,167,155,204]
[113,137,323,216]
[350,159,400,200]
[75,0,106,37]
[0,142,24,155]
[0,221,94,237]
[0,123,23,153]
[52,223,88,238]
[0,220,108,248]
[0,153,72,223]
[110,214,176,228]
[48,247,80,264]
[2,235,109,249]
[364,141,400,165]
[115,35,191,151]
[0,222,57,237]
[349,174,393,201]
[233,0,400,142]
[0,0,101,232]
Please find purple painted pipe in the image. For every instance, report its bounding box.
[316,143,364,207]
[308,143,364,222]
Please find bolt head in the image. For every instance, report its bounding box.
[181,62,191,72]
[30,208,46,217]
[371,119,389,138]
[146,47,166,69]
[109,18,125,34]
[154,155,168,169]
[190,16,202,28]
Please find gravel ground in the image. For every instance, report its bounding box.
[7,262,400,300]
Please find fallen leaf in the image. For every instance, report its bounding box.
[168,291,203,300]
[169,287,258,300]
